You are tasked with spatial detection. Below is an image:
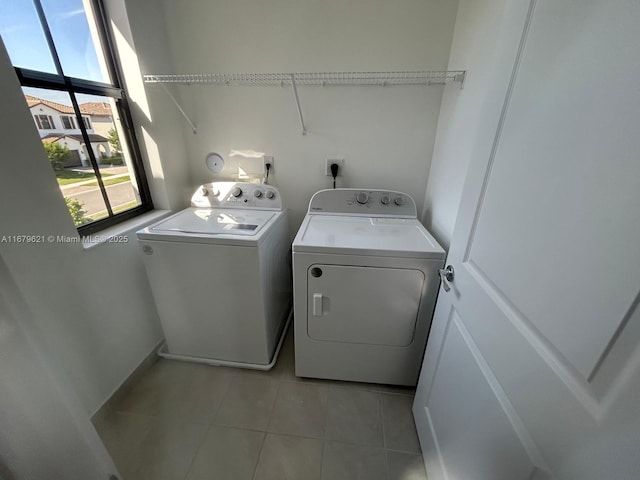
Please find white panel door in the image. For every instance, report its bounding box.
[414,0,640,479]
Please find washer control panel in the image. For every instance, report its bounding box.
[191,182,283,210]
[307,189,416,217]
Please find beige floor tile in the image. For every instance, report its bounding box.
[113,360,234,424]
[126,415,209,480]
[321,441,387,480]
[110,363,170,415]
[93,411,152,475]
[325,387,384,447]
[185,426,264,480]
[387,451,427,480]
[253,433,322,480]
[214,374,279,431]
[96,352,427,480]
[268,382,328,438]
[380,393,421,453]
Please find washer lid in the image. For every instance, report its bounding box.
[149,208,276,236]
[293,215,445,259]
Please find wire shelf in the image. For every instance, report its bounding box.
[143,70,466,135]
[143,70,465,87]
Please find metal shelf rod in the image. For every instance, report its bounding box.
[290,74,307,135]
[158,82,197,134]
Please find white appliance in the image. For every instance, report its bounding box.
[292,188,445,385]
[137,182,291,369]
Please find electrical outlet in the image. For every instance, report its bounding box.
[325,158,344,176]
[263,155,274,169]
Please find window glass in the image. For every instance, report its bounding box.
[75,92,143,218]
[39,0,111,83]
[4,1,152,232]
[35,114,55,129]
[0,0,57,73]
[61,115,75,129]
[24,87,109,227]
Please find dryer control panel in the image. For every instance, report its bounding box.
[307,189,416,217]
[191,182,283,210]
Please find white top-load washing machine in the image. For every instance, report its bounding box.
[292,188,445,385]
[137,182,291,369]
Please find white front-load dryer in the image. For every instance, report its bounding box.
[292,189,445,385]
[137,182,291,369]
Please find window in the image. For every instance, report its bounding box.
[0,0,152,234]
[61,115,76,129]
[34,114,54,129]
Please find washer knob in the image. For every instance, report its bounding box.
[231,187,243,198]
[380,194,391,205]
[254,189,263,198]
[212,189,220,197]
[199,186,209,196]
[266,191,275,199]
[394,196,405,206]
[356,192,369,204]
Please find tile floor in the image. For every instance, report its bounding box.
[94,329,427,480]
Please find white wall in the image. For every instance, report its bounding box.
[106,0,193,211]
[421,0,512,247]
[135,0,460,234]
[90,116,114,139]
[0,254,117,479]
[0,40,163,415]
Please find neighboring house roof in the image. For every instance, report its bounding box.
[41,133,110,143]
[27,95,75,114]
[41,135,64,144]
[79,101,112,116]
[26,95,112,117]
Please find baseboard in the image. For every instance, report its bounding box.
[91,339,163,424]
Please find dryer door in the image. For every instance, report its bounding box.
[307,264,424,346]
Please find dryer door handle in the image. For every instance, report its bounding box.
[312,293,323,316]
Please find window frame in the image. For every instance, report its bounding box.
[12,0,153,235]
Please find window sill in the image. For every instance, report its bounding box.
[82,210,171,250]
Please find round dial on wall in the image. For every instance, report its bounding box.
[205,152,225,173]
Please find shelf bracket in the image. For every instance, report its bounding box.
[157,82,197,134]
[290,74,307,135]
[453,71,466,89]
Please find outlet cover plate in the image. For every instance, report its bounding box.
[325,158,344,176]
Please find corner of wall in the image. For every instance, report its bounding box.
[105,0,192,211]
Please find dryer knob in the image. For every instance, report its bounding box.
[212,189,220,197]
[199,186,209,196]
[254,189,263,198]
[232,187,243,198]
[394,196,405,206]
[356,192,369,204]
[380,194,391,205]
[266,191,275,199]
